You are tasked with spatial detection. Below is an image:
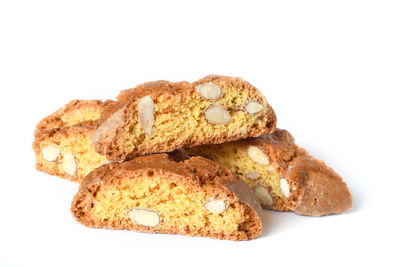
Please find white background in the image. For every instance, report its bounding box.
[0,1,399,266]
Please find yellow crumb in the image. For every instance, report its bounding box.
[188,143,284,200]
[92,175,245,234]
[121,82,267,154]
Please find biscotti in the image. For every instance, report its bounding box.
[186,129,352,216]
[92,75,277,162]
[71,154,262,241]
[33,100,110,182]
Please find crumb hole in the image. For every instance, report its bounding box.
[169,182,177,189]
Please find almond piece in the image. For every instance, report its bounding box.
[244,101,265,114]
[245,172,261,180]
[127,208,160,227]
[138,95,154,135]
[254,185,273,206]
[204,199,228,214]
[41,146,61,162]
[247,146,270,165]
[279,178,291,198]
[62,152,76,176]
[204,105,231,125]
[196,82,222,100]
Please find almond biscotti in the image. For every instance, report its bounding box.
[186,129,352,217]
[92,75,277,162]
[33,100,110,182]
[71,154,262,241]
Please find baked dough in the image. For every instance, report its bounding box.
[34,100,111,135]
[186,129,352,216]
[92,75,277,162]
[71,154,262,241]
[33,100,110,182]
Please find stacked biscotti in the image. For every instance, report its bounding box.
[33,75,352,241]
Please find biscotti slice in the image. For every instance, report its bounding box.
[92,75,277,162]
[186,129,352,217]
[35,99,112,135]
[33,100,111,182]
[71,154,262,241]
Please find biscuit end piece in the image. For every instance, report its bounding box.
[288,156,352,216]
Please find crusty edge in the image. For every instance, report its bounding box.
[286,155,352,216]
[34,99,112,136]
[224,177,263,239]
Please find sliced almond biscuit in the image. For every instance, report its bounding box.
[92,75,276,162]
[186,128,352,217]
[71,154,262,241]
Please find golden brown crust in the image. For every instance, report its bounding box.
[287,155,352,216]
[92,75,277,161]
[34,99,113,136]
[71,154,262,241]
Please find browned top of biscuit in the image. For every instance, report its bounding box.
[253,129,352,216]
[287,154,352,216]
[72,154,262,240]
[34,99,113,135]
[33,120,96,146]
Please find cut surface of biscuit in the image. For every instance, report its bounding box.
[92,75,277,161]
[33,120,107,183]
[71,154,262,241]
[186,129,352,217]
[33,100,110,182]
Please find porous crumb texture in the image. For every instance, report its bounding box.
[33,121,107,183]
[33,100,110,182]
[71,154,262,241]
[35,100,112,135]
[187,142,288,210]
[92,75,277,161]
[186,129,352,216]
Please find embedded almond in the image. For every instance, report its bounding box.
[127,208,160,227]
[62,151,76,176]
[245,101,265,114]
[245,172,261,180]
[196,82,222,100]
[247,146,270,165]
[280,178,291,198]
[254,185,273,206]
[204,105,231,125]
[41,146,61,162]
[138,95,154,135]
[204,199,228,214]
